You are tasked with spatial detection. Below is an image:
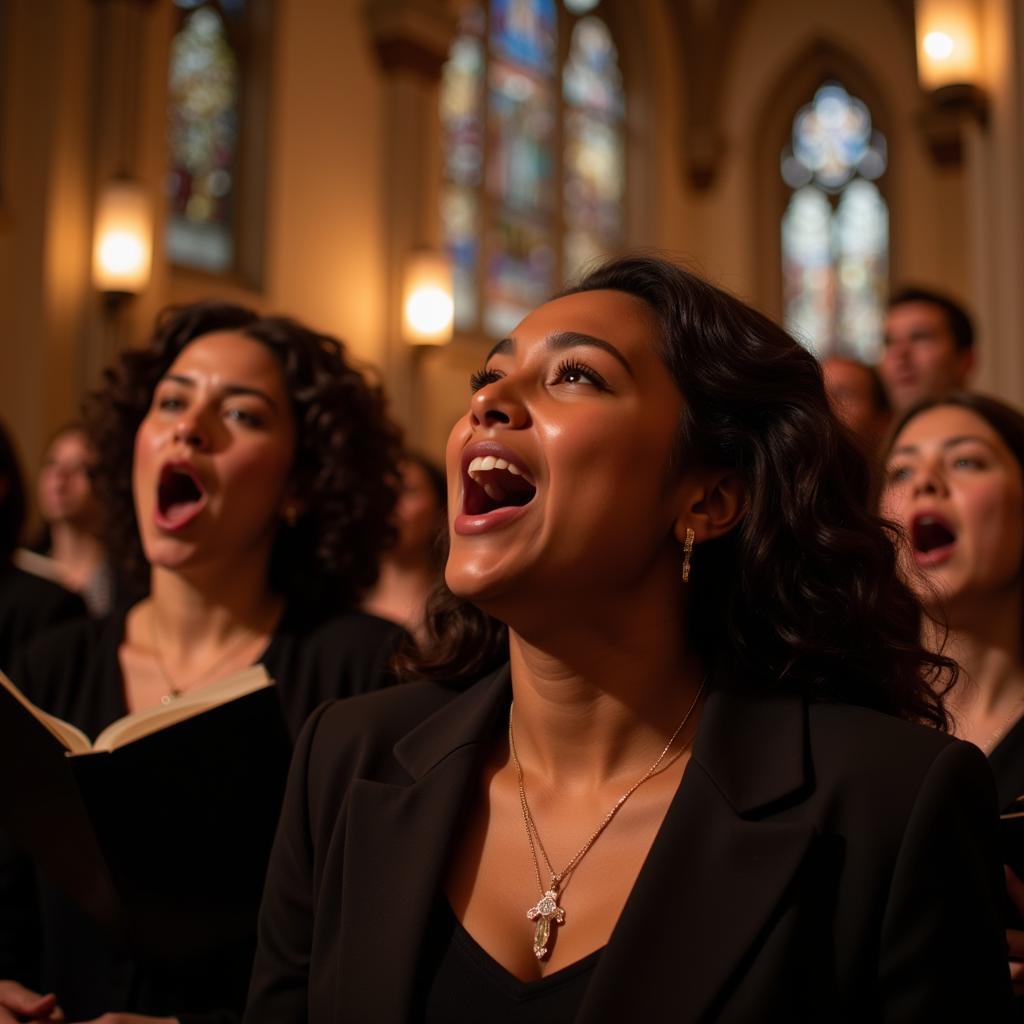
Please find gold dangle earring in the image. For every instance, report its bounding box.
[681,527,695,583]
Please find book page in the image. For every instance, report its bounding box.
[0,671,92,754]
[91,665,273,752]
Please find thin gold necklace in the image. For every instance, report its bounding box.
[508,677,706,960]
[149,606,274,706]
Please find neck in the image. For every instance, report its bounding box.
[503,578,704,790]
[49,522,104,575]
[145,557,282,657]
[927,586,1024,716]
[376,551,436,587]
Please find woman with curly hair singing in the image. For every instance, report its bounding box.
[246,256,1011,1023]
[0,304,404,1024]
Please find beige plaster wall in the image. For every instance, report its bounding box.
[0,0,94,478]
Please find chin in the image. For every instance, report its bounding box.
[142,535,202,574]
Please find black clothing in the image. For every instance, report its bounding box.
[245,665,1013,1023]
[990,716,1024,814]
[417,899,600,1023]
[1,601,404,1024]
[13,599,402,740]
[0,565,85,674]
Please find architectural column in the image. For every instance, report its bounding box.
[364,0,457,432]
[965,0,1024,406]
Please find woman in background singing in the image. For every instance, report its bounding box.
[0,303,404,1024]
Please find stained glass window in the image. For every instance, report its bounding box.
[166,0,244,273]
[441,1,625,338]
[780,82,889,360]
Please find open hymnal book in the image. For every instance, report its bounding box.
[0,663,290,957]
[0,663,272,754]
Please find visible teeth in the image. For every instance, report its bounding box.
[467,454,531,483]
[483,483,500,499]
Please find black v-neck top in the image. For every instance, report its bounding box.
[1,599,406,1024]
[416,900,602,1023]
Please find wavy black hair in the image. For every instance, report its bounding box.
[406,255,953,728]
[84,302,403,607]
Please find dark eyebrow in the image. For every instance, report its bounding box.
[483,331,634,377]
[161,374,280,412]
[889,435,998,458]
[943,434,997,452]
[484,337,515,363]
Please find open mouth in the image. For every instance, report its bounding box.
[911,513,957,555]
[157,463,207,526]
[463,455,537,516]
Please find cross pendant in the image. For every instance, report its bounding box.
[526,888,565,960]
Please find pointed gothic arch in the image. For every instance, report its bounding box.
[752,39,898,351]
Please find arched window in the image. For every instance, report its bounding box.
[167,0,268,281]
[441,0,626,338]
[780,82,889,360]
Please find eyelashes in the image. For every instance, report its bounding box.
[470,368,503,393]
[468,359,610,393]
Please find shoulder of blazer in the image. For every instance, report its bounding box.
[297,665,512,815]
[693,685,964,817]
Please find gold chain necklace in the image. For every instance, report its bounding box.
[149,607,273,706]
[508,677,706,960]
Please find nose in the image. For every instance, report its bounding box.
[172,409,211,450]
[470,377,529,430]
[911,459,947,498]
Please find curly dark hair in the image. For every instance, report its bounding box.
[84,302,403,607]
[405,255,954,729]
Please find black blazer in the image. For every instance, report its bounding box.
[245,666,1013,1023]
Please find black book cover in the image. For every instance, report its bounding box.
[0,680,291,958]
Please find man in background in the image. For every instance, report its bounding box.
[822,356,891,456]
[878,287,975,413]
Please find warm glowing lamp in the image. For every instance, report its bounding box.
[92,180,153,295]
[402,250,454,345]
[914,0,987,164]
[915,0,982,90]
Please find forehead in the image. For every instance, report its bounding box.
[167,330,284,382]
[886,302,951,337]
[511,290,660,362]
[49,431,91,457]
[896,405,1008,452]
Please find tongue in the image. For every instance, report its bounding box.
[482,471,535,509]
[160,473,203,520]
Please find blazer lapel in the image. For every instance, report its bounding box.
[332,667,512,1021]
[579,688,817,1022]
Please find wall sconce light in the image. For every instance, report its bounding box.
[402,249,454,345]
[92,179,153,298]
[914,0,988,165]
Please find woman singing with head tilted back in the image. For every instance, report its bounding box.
[246,256,1012,1023]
